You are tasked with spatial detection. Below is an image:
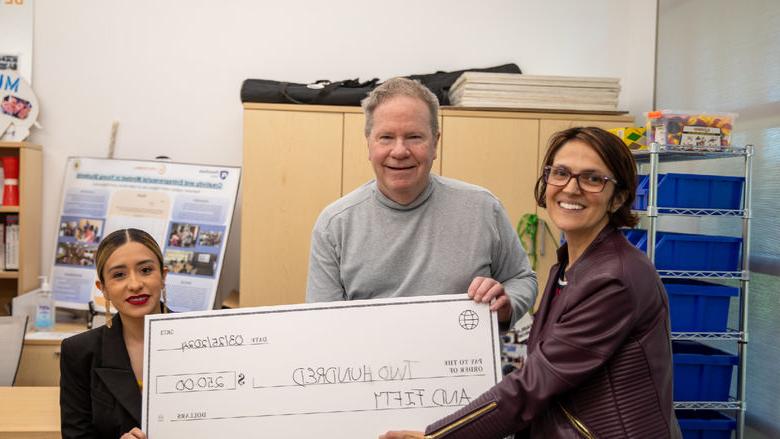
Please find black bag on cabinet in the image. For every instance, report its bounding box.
[240,78,380,106]
[240,63,522,106]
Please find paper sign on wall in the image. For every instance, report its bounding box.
[0,70,39,140]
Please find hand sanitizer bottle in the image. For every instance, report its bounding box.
[35,275,55,331]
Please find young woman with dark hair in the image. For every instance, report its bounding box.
[60,228,168,439]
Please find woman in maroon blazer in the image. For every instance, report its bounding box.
[60,229,168,439]
[381,127,680,438]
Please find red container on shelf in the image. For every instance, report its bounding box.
[2,156,20,206]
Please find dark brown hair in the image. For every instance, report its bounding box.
[95,228,165,283]
[534,126,639,228]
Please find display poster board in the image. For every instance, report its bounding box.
[142,295,501,438]
[51,157,241,312]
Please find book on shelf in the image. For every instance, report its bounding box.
[4,214,18,271]
[0,220,4,270]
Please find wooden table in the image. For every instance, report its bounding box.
[0,387,59,438]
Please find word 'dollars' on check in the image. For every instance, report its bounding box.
[142,295,501,438]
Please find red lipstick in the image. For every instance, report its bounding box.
[126,294,150,306]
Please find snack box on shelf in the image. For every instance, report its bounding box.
[646,110,737,151]
[609,126,647,150]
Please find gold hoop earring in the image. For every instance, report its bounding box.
[162,287,168,313]
[105,299,113,328]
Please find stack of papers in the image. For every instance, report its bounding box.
[449,73,621,112]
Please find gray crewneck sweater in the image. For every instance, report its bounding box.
[306,175,537,327]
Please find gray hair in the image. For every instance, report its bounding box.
[361,77,440,138]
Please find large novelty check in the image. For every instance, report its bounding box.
[142,294,501,438]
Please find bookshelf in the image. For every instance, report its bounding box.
[0,141,42,315]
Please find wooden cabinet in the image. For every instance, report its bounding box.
[241,104,632,307]
[15,342,62,386]
[0,142,42,315]
[241,109,342,307]
[341,113,371,193]
[441,114,539,224]
[15,323,84,387]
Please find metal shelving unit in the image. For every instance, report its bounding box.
[633,142,753,439]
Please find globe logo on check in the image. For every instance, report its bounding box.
[458,310,479,330]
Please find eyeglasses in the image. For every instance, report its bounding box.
[543,165,618,193]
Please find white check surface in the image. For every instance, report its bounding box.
[143,294,501,438]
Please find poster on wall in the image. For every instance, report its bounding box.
[51,157,241,313]
[0,69,40,140]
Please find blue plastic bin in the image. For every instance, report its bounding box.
[663,280,738,332]
[673,341,738,401]
[656,232,742,271]
[676,410,736,439]
[621,230,742,271]
[634,173,744,210]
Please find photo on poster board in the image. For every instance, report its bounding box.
[58,216,104,244]
[50,157,241,313]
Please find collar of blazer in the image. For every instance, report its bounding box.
[95,314,142,425]
[554,223,617,286]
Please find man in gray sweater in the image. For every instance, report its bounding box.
[306,78,536,328]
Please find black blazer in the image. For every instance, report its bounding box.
[60,314,142,439]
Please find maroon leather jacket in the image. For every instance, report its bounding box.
[425,225,681,438]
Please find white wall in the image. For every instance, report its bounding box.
[29,0,657,301]
[0,0,33,81]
